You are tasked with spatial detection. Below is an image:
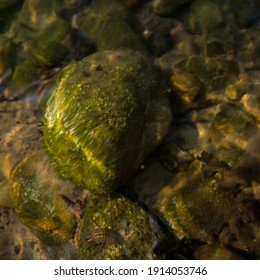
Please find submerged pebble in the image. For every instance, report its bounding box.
[77,195,166,259]
[9,150,77,244]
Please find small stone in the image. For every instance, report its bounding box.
[170,69,201,104]
[77,195,166,259]
[241,93,260,122]
[9,150,77,244]
[188,0,223,34]
[225,84,243,101]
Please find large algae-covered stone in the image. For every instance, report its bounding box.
[44,49,172,195]
[9,150,76,244]
[77,195,165,259]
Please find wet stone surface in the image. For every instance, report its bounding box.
[0,0,260,259]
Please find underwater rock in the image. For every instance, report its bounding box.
[129,156,175,201]
[9,60,38,98]
[170,69,201,104]
[241,92,260,122]
[9,150,77,244]
[209,103,257,150]
[6,0,66,49]
[0,118,43,180]
[188,0,224,34]
[225,84,244,101]
[138,4,175,56]
[206,38,233,57]
[77,195,166,259]
[16,0,60,32]
[146,160,241,241]
[29,19,72,67]
[129,148,259,258]
[235,27,260,68]
[73,0,147,53]
[179,56,240,91]
[44,49,172,195]
[207,103,259,168]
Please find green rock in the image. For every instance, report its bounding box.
[148,160,243,242]
[209,103,257,146]
[181,56,239,91]
[207,103,258,167]
[30,19,72,67]
[77,195,165,259]
[170,69,201,104]
[188,0,223,34]
[75,0,147,53]
[225,84,244,101]
[214,146,243,167]
[17,0,61,31]
[7,0,63,45]
[10,60,38,98]
[44,49,172,195]
[9,150,76,244]
[236,27,260,68]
